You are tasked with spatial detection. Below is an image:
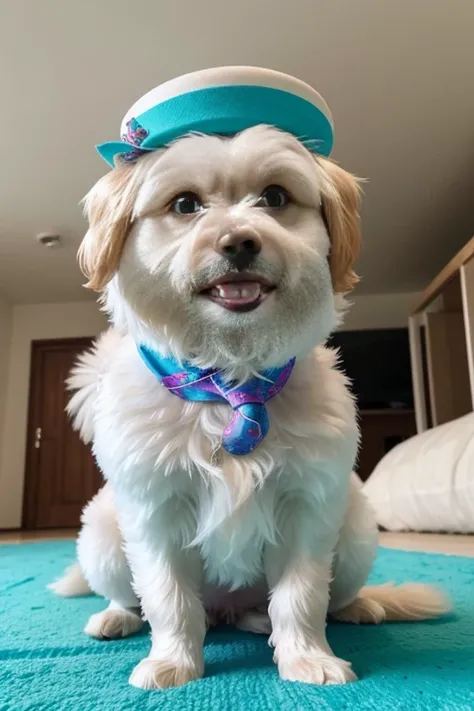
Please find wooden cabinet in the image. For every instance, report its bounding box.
[409,237,474,432]
[357,409,416,482]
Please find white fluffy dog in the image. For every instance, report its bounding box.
[52,126,448,690]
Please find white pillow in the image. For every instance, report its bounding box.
[363,412,474,532]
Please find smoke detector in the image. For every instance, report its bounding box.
[36,232,61,248]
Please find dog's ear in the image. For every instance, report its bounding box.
[318,158,362,294]
[79,162,141,291]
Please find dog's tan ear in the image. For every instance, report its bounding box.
[318,158,362,294]
[79,162,141,291]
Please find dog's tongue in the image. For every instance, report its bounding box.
[211,282,261,305]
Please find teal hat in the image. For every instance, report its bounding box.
[97,66,334,167]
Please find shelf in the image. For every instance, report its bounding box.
[360,409,415,416]
[412,235,474,315]
[409,235,474,432]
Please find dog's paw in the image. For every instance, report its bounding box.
[84,608,143,640]
[277,652,357,685]
[129,658,203,690]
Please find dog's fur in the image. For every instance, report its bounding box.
[51,126,449,690]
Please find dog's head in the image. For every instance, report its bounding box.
[80,126,361,372]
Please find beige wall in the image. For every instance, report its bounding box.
[0,292,419,529]
[0,294,13,465]
[0,302,108,529]
[343,292,419,331]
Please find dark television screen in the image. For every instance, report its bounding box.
[328,328,414,410]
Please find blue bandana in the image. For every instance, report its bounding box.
[138,345,295,456]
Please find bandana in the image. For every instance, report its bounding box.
[138,345,295,456]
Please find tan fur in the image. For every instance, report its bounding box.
[79,160,146,291]
[318,158,362,293]
[331,583,451,624]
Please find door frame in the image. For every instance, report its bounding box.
[22,337,94,529]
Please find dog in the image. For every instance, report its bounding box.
[51,125,449,690]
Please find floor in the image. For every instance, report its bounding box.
[380,531,474,557]
[0,528,473,556]
[0,528,78,544]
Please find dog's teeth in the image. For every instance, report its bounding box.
[212,283,262,301]
[240,285,259,299]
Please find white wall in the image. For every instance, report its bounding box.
[0,294,13,465]
[0,302,108,529]
[343,292,419,331]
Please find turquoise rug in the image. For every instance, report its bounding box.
[1,541,473,711]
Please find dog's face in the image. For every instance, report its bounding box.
[80,126,361,372]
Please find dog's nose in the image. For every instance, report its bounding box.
[216,233,262,271]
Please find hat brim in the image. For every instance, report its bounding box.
[97,84,333,167]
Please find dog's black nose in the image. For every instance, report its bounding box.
[216,233,262,271]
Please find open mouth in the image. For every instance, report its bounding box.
[199,274,276,312]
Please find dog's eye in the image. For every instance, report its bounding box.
[256,185,291,209]
[171,192,203,215]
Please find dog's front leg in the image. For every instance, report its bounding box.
[265,496,357,686]
[121,502,206,691]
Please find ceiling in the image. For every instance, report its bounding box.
[1,0,473,303]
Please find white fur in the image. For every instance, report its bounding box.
[67,329,122,443]
[54,128,449,690]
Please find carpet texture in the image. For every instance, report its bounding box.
[1,541,473,711]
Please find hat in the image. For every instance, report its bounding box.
[97,66,334,167]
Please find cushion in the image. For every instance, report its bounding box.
[363,412,474,532]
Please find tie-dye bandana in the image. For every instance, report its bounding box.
[138,345,296,456]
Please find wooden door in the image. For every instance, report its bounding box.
[23,338,102,529]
